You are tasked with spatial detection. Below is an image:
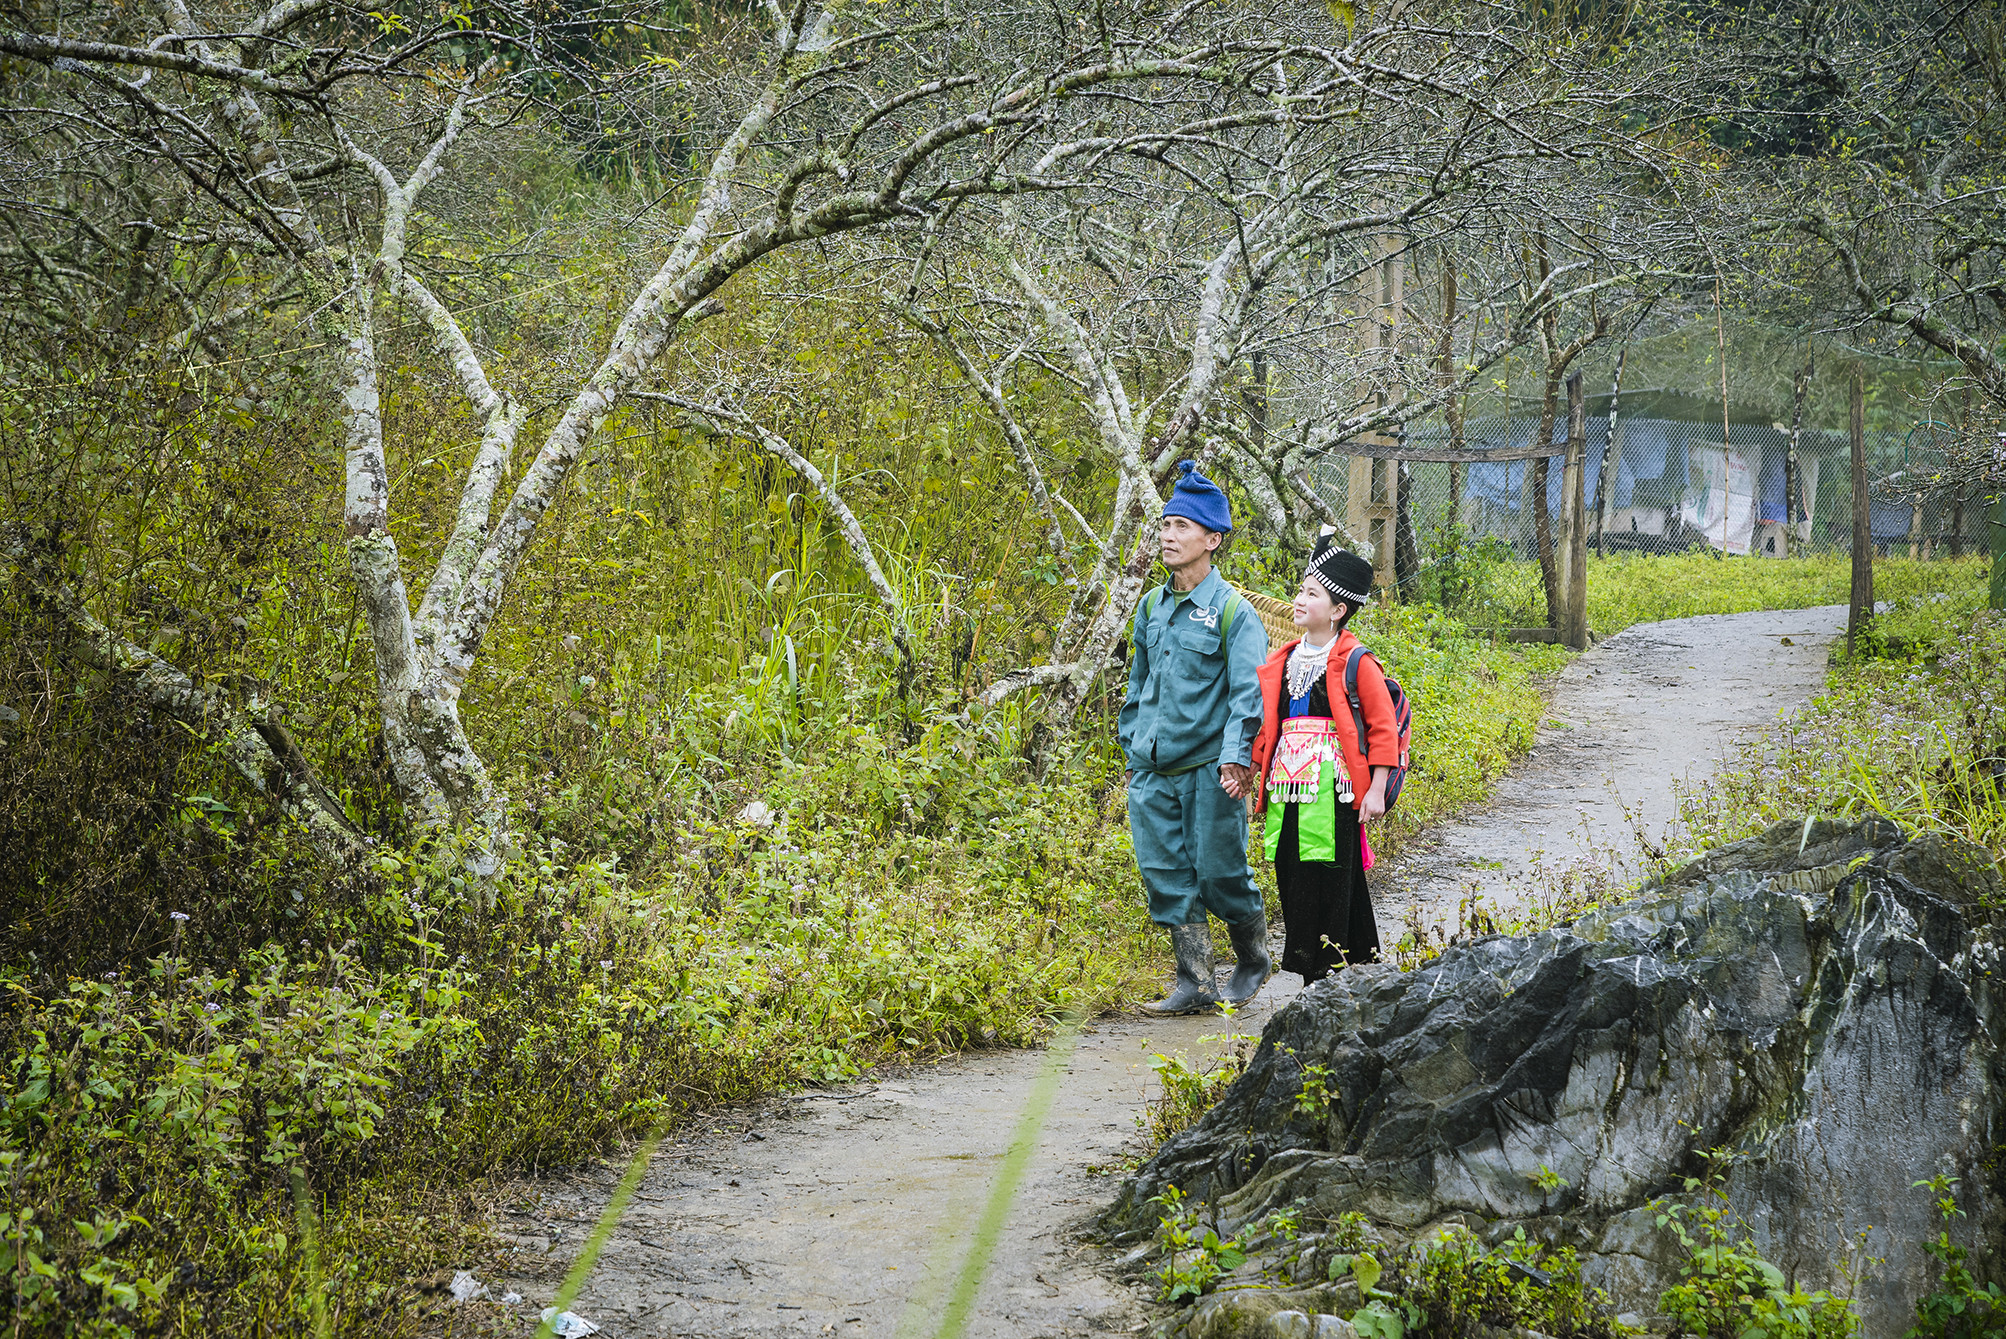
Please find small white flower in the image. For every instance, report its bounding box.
[599,960,613,970]
[379,1010,393,1023]
[579,675,597,688]
[203,1003,221,1014]
[170,911,190,922]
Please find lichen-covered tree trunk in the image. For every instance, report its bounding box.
[1531,439,1560,627]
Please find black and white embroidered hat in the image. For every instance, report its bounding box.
[1306,530,1374,607]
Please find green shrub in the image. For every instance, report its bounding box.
[1150,1184,1248,1304]
[1330,1225,1620,1339]
[1372,546,1988,640]
[1909,1175,2006,1339]
[1653,1161,1859,1339]
[1139,1035,1255,1149]
[1847,586,1990,664]
[1584,552,1988,636]
[0,731,1160,1336]
[1417,525,1523,617]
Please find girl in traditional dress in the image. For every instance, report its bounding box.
[1248,534,1401,983]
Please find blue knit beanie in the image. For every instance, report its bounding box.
[1161,460,1233,533]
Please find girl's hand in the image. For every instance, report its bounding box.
[1358,769,1390,823]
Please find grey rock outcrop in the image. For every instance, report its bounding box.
[1106,819,2005,1336]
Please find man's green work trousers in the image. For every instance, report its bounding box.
[1128,767,1263,928]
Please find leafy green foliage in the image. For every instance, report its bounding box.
[1293,1061,1334,1122]
[1336,1227,1621,1339]
[1332,1249,1422,1339]
[1584,553,1988,636]
[1265,1206,1304,1242]
[1383,545,1987,642]
[1417,525,1522,617]
[1909,1175,2006,1339]
[1654,1159,1859,1339]
[1140,1034,1255,1149]
[1150,1184,1248,1304]
[1,749,1158,1334]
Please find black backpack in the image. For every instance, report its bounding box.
[1343,646,1413,811]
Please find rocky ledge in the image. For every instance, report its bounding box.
[1104,819,2004,1336]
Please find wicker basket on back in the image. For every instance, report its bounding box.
[1236,587,1298,651]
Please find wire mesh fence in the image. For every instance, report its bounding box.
[1304,387,1992,609]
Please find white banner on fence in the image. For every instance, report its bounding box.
[1679,443,1755,554]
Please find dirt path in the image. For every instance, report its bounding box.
[1371,603,1847,928]
[487,606,1846,1338]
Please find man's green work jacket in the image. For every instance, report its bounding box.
[1118,568,1267,776]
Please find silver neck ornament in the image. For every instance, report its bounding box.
[1286,636,1335,701]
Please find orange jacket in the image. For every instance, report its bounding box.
[1250,630,1401,815]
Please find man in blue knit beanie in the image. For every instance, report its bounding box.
[1119,461,1272,1014]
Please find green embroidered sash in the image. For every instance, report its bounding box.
[1267,742,1348,859]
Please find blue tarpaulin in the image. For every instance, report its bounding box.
[1758,448,1789,523]
[1870,495,1914,542]
[1458,415,1684,518]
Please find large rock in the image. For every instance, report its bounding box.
[1106,819,2005,1336]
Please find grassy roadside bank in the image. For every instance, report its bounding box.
[1673,586,2005,870]
[1586,552,1991,634]
[1411,548,1989,639]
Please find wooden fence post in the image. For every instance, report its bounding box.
[1560,372,1589,650]
[1847,368,1873,654]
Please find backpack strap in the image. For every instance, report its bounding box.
[1343,645,1372,764]
[1219,592,1242,677]
[1136,586,1162,639]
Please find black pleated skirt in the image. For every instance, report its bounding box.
[1274,797,1382,981]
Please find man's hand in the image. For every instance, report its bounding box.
[1217,763,1253,799]
[1358,768,1390,823]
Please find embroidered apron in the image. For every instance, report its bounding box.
[1263,716,1352,863]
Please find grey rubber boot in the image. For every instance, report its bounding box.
[1141,923,1221,1015]
[1222,912,1273,1007]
